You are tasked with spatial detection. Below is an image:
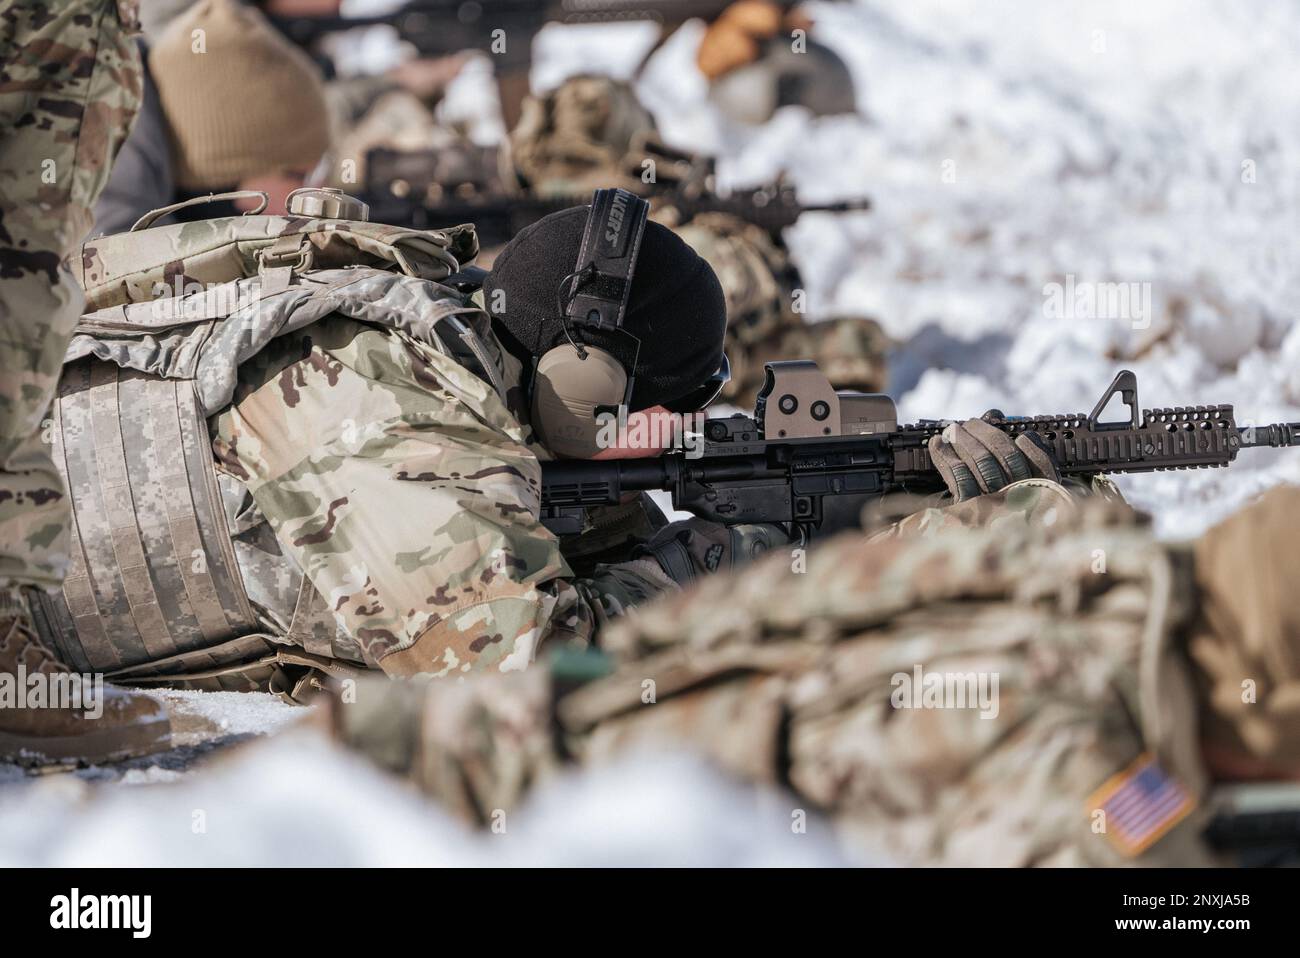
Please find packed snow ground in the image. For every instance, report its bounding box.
[0,734,850,867]
[4,1,1297,864]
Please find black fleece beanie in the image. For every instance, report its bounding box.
[482,206,727,411]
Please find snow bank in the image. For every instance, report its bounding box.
[0,731,849,867]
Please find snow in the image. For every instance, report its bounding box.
[685,0,1300,540]
[0,732,851,867]
[3,0,1296,862]
[155,688,300,740]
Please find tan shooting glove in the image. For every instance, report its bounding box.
[928,415,1060,502]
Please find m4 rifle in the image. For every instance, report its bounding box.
[540,362,1300,540]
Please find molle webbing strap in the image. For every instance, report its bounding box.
[43,387,115,673]
[92,361,175,662]
[142,374,237,640]
[104,632,279,683]
[110,640,363,703]
[34,360,258,673]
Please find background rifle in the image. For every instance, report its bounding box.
[268,1,827,52]
[364,147,870,244]
[368,184,872,246]
[540,361,1300,539]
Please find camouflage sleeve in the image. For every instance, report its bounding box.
[325,501,1223,864]
[323,666,561,826]
[866,478,1080,542]
[0,0,142,592]
[211,315,676,677]
[580,497,1217,866]
[866,476,1131,543]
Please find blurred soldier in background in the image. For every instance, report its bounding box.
[508,76,660,197]
[249,0,472,148]
[95,0,333,234]
[696,0,857,125]
[243,1,858,134]
[322,66,483,201]
[0,0,171,764]
[252,0,529,130]
[508,74,885,406]
[96,0,471,236]
[672,214,888,406]
[327,483,1300,866]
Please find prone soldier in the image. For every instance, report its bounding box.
[23,189,721,707]
[16,171,1032,757]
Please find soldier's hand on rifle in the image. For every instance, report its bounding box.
[639,517,789,586]
[928,415,1059,502]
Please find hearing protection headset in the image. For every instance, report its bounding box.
[529,188,732,458]
[530,188,650,457]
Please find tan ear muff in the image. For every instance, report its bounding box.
[531,344,628,458]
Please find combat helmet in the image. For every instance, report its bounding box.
[709,39,858,126]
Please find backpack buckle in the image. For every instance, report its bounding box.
[256,235,315,292]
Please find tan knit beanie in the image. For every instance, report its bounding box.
[149,0,331,190]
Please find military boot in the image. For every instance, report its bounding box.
[0,587,171,767]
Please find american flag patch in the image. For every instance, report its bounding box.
[1086,753,1195,858]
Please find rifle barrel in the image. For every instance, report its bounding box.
[1238,424,1300,448]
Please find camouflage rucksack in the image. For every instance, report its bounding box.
[29,190,499,701]
[506,74,660,194]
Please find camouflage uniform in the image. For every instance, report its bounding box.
[210,313,675,677]
[33,211,675,689]
[0,0,143,592]
[0,1,177,768]
[330,484,1225,865]
[506,75,889,406]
